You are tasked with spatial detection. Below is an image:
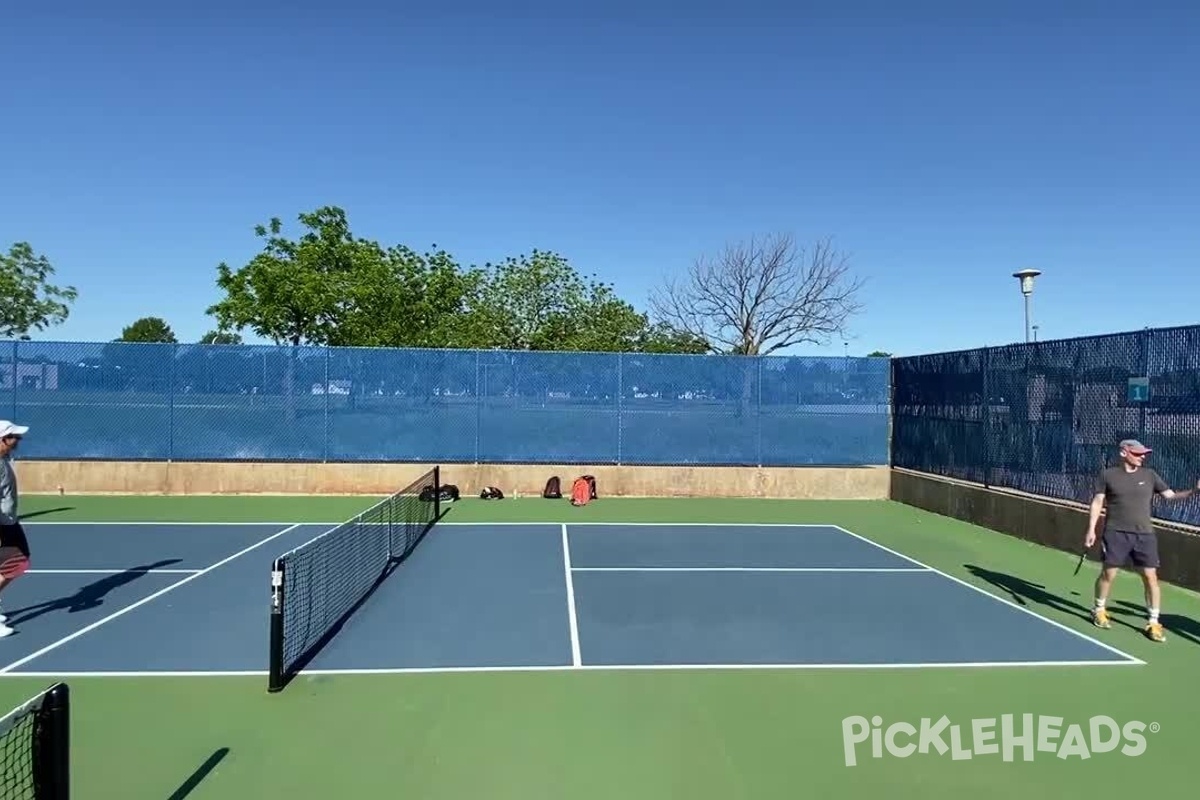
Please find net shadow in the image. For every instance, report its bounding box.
[165,747,229,800]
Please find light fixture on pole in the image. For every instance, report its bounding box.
[1012,268,1041,343]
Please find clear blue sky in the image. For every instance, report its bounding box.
[3,0,1197,357]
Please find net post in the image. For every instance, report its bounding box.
[267,559,286,693]
[36,682,70,800]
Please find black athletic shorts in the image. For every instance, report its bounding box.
[1101,528,1159,569]
[0,522,30,579]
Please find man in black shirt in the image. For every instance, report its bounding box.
[1085,439,1198,642]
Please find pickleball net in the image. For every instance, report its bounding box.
[268,466,442,692]
[0,682,69,800]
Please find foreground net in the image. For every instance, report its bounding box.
[268,467,442,691]
[0,683,69,800]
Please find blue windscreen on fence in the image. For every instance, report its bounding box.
[891,324,1200,528]
[0,340,891,466]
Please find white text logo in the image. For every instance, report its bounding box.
[841,714,1158,766]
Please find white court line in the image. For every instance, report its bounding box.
[28,569,202,575]
[0,524,303,675]
[21,521,308,526]
[824,525,1147,665]
[571,567,930,573]
[0,658,1143,679]
[442,522,847,527]
[560,524,582,667]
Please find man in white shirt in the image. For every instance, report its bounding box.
[0,420,31,637]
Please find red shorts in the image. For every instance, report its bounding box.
[0,523,30,579]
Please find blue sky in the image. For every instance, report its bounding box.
[2,1,1197,357]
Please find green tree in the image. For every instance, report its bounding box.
[207,206,386,418]
[464,250,662,352]
[0,242,77,338]
[199,329,242,345]
[118,316,177,343]
[867,350,891,357]
[207,206,383,346]
[636,323,711,354]
[329,244,487,349]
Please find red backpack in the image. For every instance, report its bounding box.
[570,476,591,506]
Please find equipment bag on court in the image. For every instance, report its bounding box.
[421,483,459,502]
[543,476,562,499]
[570,475,597,506]
[580,475,597,499]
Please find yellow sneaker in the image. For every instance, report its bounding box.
[1145,622,1166,642]
[1092,608,1111,628]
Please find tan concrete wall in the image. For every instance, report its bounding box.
[15,460,890,500]
[890,467,1200,592]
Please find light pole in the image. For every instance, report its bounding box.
[1012,269,1041,343]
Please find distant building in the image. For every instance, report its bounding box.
[0,362,59,390]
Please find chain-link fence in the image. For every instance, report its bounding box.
[0,340,891,466]
[891,324,1200,527]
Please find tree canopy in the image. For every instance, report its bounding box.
[0,242,77,339]
[5,208,867,359]
[118,316,177,343]
[199,330,243,345]
[206,206,723,354]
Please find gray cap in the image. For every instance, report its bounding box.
[1120,439,1151,454]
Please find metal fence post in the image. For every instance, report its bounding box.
[10,340,17,420]
[323,347,330,463]
[474,350,481,464]
[168,343,176,460]
[981,346,991,487]
[617,352,623,465]
[756,356,763,467]
[1139,327,1150,441]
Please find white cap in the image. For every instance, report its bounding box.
[0,421,29,438]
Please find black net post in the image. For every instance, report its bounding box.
[268,558,286,693]
[33,683,69,800]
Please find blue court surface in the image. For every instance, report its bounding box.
[0,520,1143,677]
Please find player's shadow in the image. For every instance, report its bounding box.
[6,559,183,626]
[166,747,229,799]
[962,563,1148,634]
[1107,600,1200,646]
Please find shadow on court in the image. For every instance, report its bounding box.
[5,559,183,626]
[166,747,229,800]
[1108,600,1200,647]
[18,507,74,520]
[962,563,1146,634]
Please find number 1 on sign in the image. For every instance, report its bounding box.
[1128,377,1150,403]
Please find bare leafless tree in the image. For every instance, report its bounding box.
[649,233,865,355]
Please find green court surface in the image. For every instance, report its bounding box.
[3,493,1198,799]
